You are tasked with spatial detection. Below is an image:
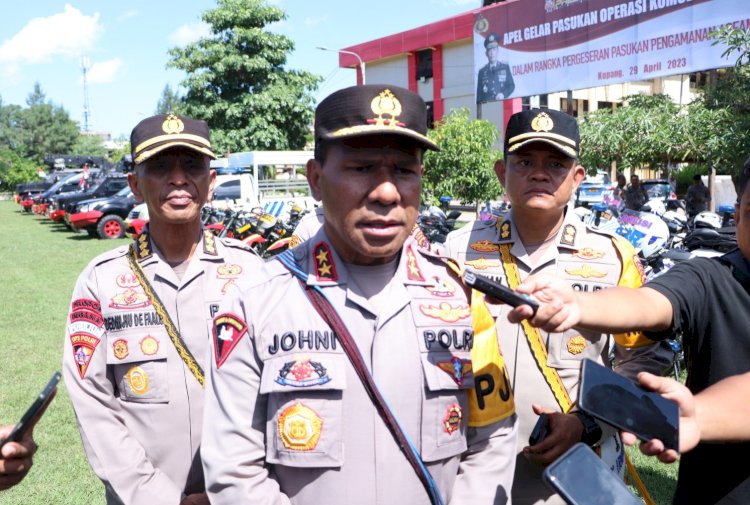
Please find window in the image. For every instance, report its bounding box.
[416,49,433,81]
[522,95,550,111]
[560,98,589,117]
[425,101,434,129]
[213,179,241,201]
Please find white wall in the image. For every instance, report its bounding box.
[365,55,409,89]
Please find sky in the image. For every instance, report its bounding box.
[0,1,479,140]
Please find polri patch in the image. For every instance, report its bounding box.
[70,333,100,379]
[276,358,331,387]
[213,313,248,368]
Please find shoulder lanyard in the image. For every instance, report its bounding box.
[276,250,445,505]
[127,243,205,387]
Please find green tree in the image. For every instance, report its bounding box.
[14,84,79,162]
[580,94,683,175]
[711,25,750,67]
[423,108,503,207]
[155,84,183,115]
[71,134,108,157]
[0,147,39,191]
[167,0,321,154]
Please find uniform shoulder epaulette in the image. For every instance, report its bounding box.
[218,235,260,255]
[90,244,130,268]
[448,217,497,240]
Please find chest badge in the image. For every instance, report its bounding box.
[110,273,150,309]
[465,256,501,270]
[561,224,577,246]
[437,356,473,387]
[140,335,160,356]
[565,264,607,279]
[566,335,587,355]
[126,365,149,395]
[278,402,323,451]
[443,404,463,435]
[112,339,129,360]
[420,302,471,323]
[573,247,604,260]
[276,358,331,387]
[469,240,497,253]
[426,277,456,298]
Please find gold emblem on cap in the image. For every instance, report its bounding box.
[531,112,554,132]
[370,89,402,128]
[162,113,185,135]
[278,402,323,451]
[566,335,587,355]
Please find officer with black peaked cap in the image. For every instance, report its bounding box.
[201,84,519,505]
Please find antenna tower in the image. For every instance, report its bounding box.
[80,56,91,132]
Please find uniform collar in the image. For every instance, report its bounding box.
[294,228,435,288]
[494,209,584,250]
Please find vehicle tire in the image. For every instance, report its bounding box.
[86,227,98,237]
[97,215,125,239]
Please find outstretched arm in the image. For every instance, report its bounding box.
[507,274,673,333]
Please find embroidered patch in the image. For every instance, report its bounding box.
[278,402,323,451]
[110,275,150,309]
[288,234,302,249]
[426,277,456,298]
[217,263,243,294]
[126,365,149,395]
[275,358,331,387]
[71,298,102,314]
[566,335,587,355]
[437,356,473,387]
[112,339,129,360]
[406,245,425,282]
[573,247,604,260]
[561,224,577,246]
[69,309,104,327]
[420,302,471,323]
[565,264,607,279]
[469,240,497,253]
[314,242,337,281]
[70,333,100,379]
[443,404,463,434]
[411,224,430,251]
[213,313,248,368]
[140,335,159,356]
[465,256,501,270]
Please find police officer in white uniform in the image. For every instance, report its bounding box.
[63,114,262,505]
[202,85,518,505]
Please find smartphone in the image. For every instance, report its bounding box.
[578,359,679,451]
[0,371,61,450]
[463,270,539,313]
[529,413,550,445]
[543,442,642,505]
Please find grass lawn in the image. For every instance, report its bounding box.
[0,200,678,503]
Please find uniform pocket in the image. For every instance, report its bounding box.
[420,351,471,462]
[108,333,169,403]
[261,353,346,468]
[546,330,606,370]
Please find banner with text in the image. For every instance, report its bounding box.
[473,0,748,103]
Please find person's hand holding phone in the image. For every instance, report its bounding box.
[621,372,698,464]
[523,404,587,467]
[0,422,40,490]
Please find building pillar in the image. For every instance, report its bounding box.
[407,53,418,92]
[433,46,444,121]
